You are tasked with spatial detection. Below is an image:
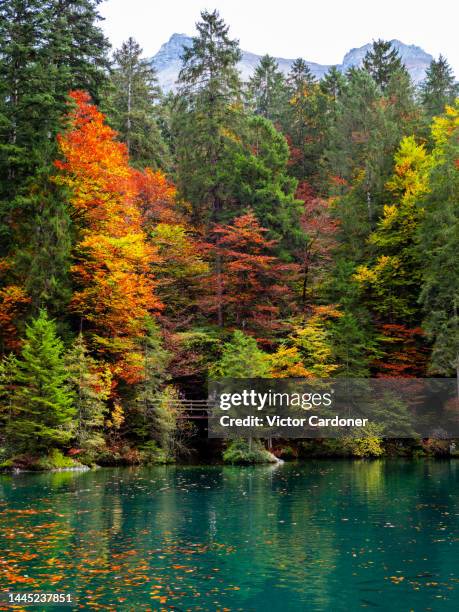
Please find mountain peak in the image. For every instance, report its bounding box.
[152,35,433,92]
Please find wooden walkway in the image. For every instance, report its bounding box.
[147,399,214,419]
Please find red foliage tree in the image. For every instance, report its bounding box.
[373,324,428,378]
[203,211,298,340]
[296,181,339,306]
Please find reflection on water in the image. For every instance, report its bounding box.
[1,461,459,610]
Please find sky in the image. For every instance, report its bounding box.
[99,0,459,74]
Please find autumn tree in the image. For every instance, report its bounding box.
[296,181,338,306]
[353,136,432,376]
[0,0,109,349]
[131,167,209,330]
[55,91,162,385]
[0,282,31,352]
[203,211,298,337]
[354,136,431,324]
[269,306,340,378]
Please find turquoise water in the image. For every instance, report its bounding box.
[1,461,459,611]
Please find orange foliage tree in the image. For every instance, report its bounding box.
[0,282,31,352]
[55,91,162,385]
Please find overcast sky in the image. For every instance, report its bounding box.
[100,0,459,74]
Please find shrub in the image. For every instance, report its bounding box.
[342,423,385,457]
[275,445,298,460]
[139,441,170,464]
[223,438,278,465]
[35,449,78,470]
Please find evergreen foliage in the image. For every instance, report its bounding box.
[105,37,170,169]
[420,55,458,119]
[7,310,75,453]
[0,6,458,463]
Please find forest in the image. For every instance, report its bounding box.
[0,2,458,468]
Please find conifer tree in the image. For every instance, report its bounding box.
[124,320,171,444]
[327,66,417,229]
[224,115,306,259]
[248,54,287,124]
[65,334,110,452]
[105,37,170,169]
[320,66,346,102]
[0,0,110,332]
[9,174,73,317]
[284,58,323,182]
[330,311,374,377]
[0,353,19,434]
[419,102,459,380]
[173,9,242,226]
[420,55,458,119]
[7,309,75,452]
[0,0,109,202]
[210,330,270,378]
[362,39,406,91]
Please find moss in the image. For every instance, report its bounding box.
[223,439,278,465]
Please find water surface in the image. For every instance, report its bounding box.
[1,461,459,610]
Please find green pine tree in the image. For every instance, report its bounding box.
[420,55,458,119]
[0,0,109,258]
[173,9,243,226]
[224,114,306,259]
[105,37,170,169]
[320,66,346,102]
[0,353,19,436]
[124,320,170,443]
[0,0,109,202]
[327,66,417,227]
[10,173,73,317]
[362,39,406,91]
[283,58,325,183]
[419,102,459,380]
[65,334,110,453]
[330,311,375,377]
[248,54,287,123]
[7,309,75,453]
[210,330,270,378]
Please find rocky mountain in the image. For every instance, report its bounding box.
[151,33,433,92]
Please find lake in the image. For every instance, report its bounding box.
[1,461,459,611]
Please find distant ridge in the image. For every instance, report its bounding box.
[151,34,433,92]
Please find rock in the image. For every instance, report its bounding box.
[151,34,434,92]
